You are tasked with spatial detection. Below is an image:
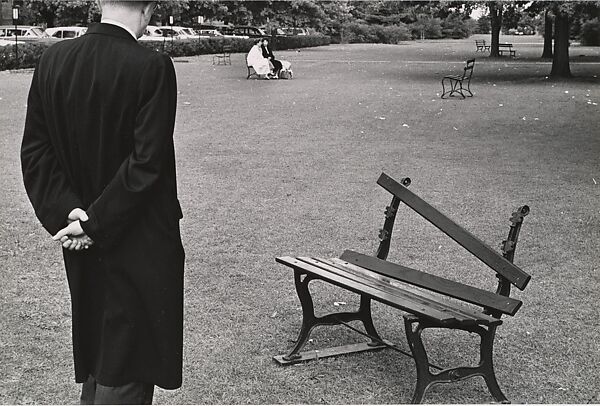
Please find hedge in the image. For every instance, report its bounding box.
[0,35,332,71]
[0,41,50,71]
[141,34,331,56]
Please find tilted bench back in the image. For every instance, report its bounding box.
[462,59,475,80]
[376,173,531,291]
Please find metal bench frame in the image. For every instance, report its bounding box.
[441,59,475,99]
[212,45,231,65]
[475,39,490,52]
[246,64,260,80]
[274,173,531,403]
[499,43,516,57]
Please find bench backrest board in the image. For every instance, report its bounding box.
[462,59,475,79]
[377,173,531,290]
[339,250,523,316]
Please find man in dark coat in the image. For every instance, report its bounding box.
[261,38,283,77]
[20,1,184,403]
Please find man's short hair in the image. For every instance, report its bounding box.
[98,0,154,11]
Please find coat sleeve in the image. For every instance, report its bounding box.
[21,63,83,236]
[81,53,177,248]
[261,45,269,58]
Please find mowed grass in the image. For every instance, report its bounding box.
[1,35,599,404]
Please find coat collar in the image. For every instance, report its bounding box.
[86,23,137,42]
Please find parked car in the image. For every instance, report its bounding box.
[139,25,181,41]
[261,27,286,37]
[170,26,200,39]
[282,27,309,36]
[232,25,267,38]
[197,29,223,38]
[45,26,87,39]
[197,24,248,39]
[0,25,49,41]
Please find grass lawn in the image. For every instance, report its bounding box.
[1,35,599,404]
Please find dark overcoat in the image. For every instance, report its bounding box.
[21,23,184,390]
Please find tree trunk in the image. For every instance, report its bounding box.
[541,9,553,58]
[551,10,571,78]
[489,1,503,57]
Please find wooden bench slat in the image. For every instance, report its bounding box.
[339,250,522,316]
[377,173,531,290]
[296,257,469,324]
[326,258,502,326]
[304,257,490,325]
[276,256,460,324]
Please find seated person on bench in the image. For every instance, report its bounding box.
[261,38,293,78]
[247,39,274,79]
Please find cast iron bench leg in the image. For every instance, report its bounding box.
[283,271,384,361]
[442,78,467,99]
[359,295,384,346]
[283,272,318,361]
[404,316,509,404]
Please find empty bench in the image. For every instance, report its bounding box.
[441,59,475,99]
[475,39,490,52]
[274,173,531,403]
[499,43,516,57]
[212,45,231,65]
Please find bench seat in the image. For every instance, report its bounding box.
[277,255,505,327]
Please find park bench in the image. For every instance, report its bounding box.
[475,39,490,52]
[274,173,531,403]
[498,43,516,57]
[212,45,231,65]
[246,63,259,79]
[441,59,475,99]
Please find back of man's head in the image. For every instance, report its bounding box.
[98,1,153,12]
[98,0,156,38]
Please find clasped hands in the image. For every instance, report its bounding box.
[52,208,94,251]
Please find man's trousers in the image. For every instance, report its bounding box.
[80,375,154,405]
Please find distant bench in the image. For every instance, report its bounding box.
[499,43,516,57]
[212,45,231,65]
[475,39,490,52]
[274,173,531,403]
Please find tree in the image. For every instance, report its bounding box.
[488,1,503,57]
[477,15,491,34]
[542,9,553,58]
[550,3,572,77]
[22,0,98,27]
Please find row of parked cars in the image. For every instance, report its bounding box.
[0,24,310,46]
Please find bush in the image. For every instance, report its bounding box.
[441,14,475,39]
[341,22,410,44]
[0,41,52,71]
[580,18,600,46]
[409,17,443,40]
[0,35,332,71]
